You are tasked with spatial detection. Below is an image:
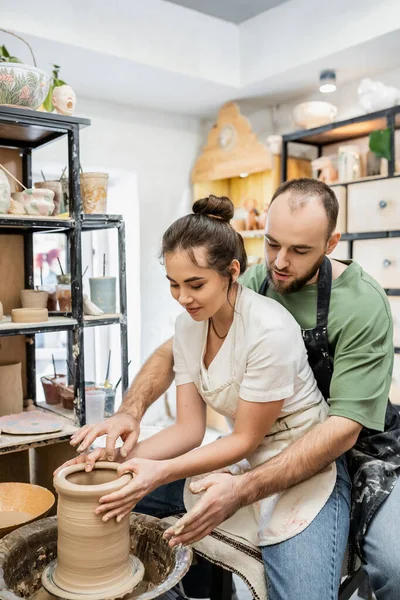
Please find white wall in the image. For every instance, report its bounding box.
[34,98,202,421]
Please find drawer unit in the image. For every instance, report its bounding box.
[330,241,350,261]
[331,185,347,234]
[347,178,400,233]
[352,238,400,289]
[390,354,400,405]
[388,297,400,348]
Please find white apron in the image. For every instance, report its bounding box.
[184,317,337,547]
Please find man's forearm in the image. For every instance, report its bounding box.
[118,338,174,421]
[240,416,361,506]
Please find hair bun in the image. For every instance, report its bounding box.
[193,195,234,223]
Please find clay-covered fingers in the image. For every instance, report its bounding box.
[53,453,88,476]
[99,478,142,507]
[165,521,215,547]
[101,503,134,523]
[96,495,137,520]
[70,423,105,453]
[119,430,140,458]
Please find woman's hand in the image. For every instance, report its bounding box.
[95,458,169,522]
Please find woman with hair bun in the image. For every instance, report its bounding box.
[72,195,337,552]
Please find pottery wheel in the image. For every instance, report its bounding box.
[42,555,145,600]
[0,411,64,435]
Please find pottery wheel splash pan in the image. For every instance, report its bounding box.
[42,554,145,600]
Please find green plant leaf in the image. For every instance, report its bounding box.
[43,85,54,112]
[1,45,9,57]
[369,129,391,160]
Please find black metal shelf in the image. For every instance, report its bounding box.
[0,215,123,233]
[0,107,129,427]
[0,106,90,149]
[281,107,400,300]
[282,105,400,146]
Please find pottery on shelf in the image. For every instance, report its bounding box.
[42,462,144,599]
[34,181,63,216]
[52,85,76,116]
[83,294,103,316]
[0,63,50,110]
[0,363,23,417]
[311,156,338,185]
[20,289,49,309]
[0,169,11,214]
[89,277,116,314]
[41,374,67,405]
[9,188,54,216]
[358,78,400,113]
[80,172,109,214]
[11,308,48,323]
[293,101,337,129]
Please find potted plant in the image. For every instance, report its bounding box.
[0,28,50,110]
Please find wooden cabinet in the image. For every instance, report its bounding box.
[330,241,350,261]
[353,238,400,289]
[390,355,400,405]
[347,178,400,233]
[330,185,347,234]
[388,298,400,347]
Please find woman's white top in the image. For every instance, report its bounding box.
[172,285,336,547]
[173,284,323,420]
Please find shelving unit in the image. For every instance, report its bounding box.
[0,106,129,435]
[281,105,400,402]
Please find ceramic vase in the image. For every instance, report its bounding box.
[34,181,63,216]
[20,289,49,309]
[89,277,117,314]
[46,462,144,598]
[80,172,109,214]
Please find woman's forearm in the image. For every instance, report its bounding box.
[127,423,204,461]
[163,433,254,483]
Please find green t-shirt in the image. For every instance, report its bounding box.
[239,261,393,431]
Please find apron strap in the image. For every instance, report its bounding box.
[316,257,332,328]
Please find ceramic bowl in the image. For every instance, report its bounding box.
[0,482,55,538]
[293,101,337,130]
[0,63,50,110]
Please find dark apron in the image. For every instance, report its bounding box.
[259,256,400,557]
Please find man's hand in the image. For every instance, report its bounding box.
[163,472,243,546]
[69,412,140,466]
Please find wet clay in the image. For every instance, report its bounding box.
[32,580,153,599]
[0,511,32,528]
[42,462,144,600]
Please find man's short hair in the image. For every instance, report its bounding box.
[270,178,339,238]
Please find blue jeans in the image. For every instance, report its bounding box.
[135,459,351,598]
[136,459,400,599]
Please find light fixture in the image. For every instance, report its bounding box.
[239,172,249,178]
[319,70,336,93]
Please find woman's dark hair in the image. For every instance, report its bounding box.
[161,195,247,284]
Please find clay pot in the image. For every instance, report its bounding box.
[47,462,144,598]
[34,181,63,216]
[0,363,23,417]
[58,384,74,410]
[20,289,49,309]
[56,284,72,312]
[41,375,66,405]
[80,172,109,214]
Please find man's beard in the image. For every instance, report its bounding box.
[267,253,325,295]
